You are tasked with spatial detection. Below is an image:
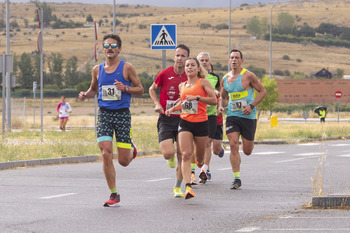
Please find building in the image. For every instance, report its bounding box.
[276,79,349,104]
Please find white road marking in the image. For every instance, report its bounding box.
[255,228,350,231]
[298,143,321,146]
[337,154,350,157]
[236,227,260,232]
[39,193,77,199]
[294,152,322,156]
[146,178,172,182]
[329,144,350,147]
[274,156,314,163]
[217,167,232,171]
[253,151,285,155]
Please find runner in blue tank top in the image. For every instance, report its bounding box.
[79,34,144,207]
[218,49,266,190]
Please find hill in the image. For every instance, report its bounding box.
[1,0,350,79]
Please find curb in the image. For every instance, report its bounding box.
[312,195,350,208]
[0,150,161,170]
[1,136,349,171]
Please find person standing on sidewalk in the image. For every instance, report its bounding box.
[218,49,266,190]
[79,34,144,207]
[149,44,190,198]
[319,108,326,123]
[166,57,216,199]
[56,96,72,132]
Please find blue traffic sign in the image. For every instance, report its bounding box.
[151,24,177,50]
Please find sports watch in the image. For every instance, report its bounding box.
[249,104,255,110]
[196,95,201,101]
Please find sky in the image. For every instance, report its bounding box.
[9,0,301,8]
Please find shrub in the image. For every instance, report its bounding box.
[215,23,229,30]
[282,55,290,60]
[274,69,284,76]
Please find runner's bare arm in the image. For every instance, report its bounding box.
[149,82,164,114]
[79,65,99,100]
[218,79,228,113]
[122,62,144,95]
[248,72,267,107]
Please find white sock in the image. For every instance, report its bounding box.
[201,164,208,173]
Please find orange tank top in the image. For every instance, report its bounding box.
[180,78,208,123]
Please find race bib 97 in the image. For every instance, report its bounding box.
[102,85,121,101]
[230,99,247,112]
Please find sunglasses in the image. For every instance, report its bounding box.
[103,43,118,49]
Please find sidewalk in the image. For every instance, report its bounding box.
[2,135,349,170]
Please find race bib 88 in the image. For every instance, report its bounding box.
[181,100,198,114]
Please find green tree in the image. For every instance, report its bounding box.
[335,68,344,79]
[48,52,64,88]
[0,19,5,31]
[64,56,78,87]
[340,27,350,40]
[34,2,55,27]
[296,23,315,37]
[10,20,19,29]
[276,12,295,35]
[86,14,93,22]
[257,76,279,118]
[246,17,262,37]
[18,53,35,89]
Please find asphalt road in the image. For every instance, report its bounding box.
[1,140,350,233]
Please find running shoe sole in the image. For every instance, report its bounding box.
[231,179,242,189]
[131,141,137,159]
[185,190,195,199]
[199,171,207,183]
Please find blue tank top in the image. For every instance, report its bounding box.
[223,68,256,119]
[98,60,131,110]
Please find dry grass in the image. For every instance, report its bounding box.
[1,0,350,78]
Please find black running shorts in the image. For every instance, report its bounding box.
[208,115,217,139]
[178,119,209,137]
[225,116,256,141]
[157,114,181,143]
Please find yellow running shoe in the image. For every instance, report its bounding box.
[173,187,184,198]
[191,173,198,185]
[185,186,195,199]
[167,155,176,168]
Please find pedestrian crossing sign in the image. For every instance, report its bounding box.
[151,24,177,50]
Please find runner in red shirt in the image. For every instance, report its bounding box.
[149,44,190,198]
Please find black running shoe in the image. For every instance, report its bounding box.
[231,179,242,189]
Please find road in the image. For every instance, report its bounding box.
[1,140,350,232]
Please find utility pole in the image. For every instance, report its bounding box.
[6,0,11,130]
[269,0,280,79]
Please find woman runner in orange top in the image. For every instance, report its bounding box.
[165,57,216,199]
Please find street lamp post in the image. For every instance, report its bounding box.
[269,0,279,79]
[228,0,232,72]
[113,0,116,33]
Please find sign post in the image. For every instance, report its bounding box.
[94,21,99,136]
[1,54,13,138]
[151,24,177,69]
[334,90,342,123]
[37,7,44,141]
[33,81,37,128]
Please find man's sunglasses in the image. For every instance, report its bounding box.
[103,43,118,49]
